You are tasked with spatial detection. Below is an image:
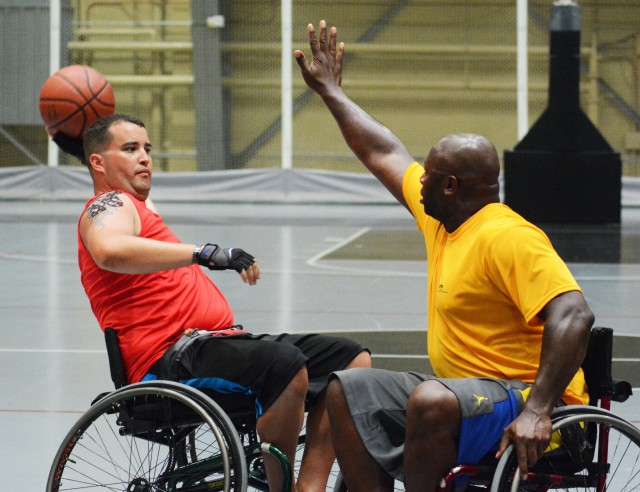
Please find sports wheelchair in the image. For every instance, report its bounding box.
[334,327,639,492]
[46,327,318,492]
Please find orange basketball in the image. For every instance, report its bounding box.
[39,65,116,139]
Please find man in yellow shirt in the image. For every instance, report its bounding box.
[295,21,595,492]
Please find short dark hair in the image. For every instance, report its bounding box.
[83,114,146,164]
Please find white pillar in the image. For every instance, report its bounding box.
[48,0,61,167]
[281,0,293,169]
[516,0,529,140]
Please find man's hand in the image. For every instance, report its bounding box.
[496,407,552,479]
[52,131,85,163]
[196,244,260,285]
[294,20,343,95]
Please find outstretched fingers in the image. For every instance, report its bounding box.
[308,21,320,58]
[293,23,316,74]
[318,19,328,49]
[309,20,330,65]
[295,20,344,92]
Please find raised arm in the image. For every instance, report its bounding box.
[79,192,260,284]
[497,290,594,477]
[294,20,415,207]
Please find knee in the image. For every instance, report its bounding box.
[407,381,460,430]
[288,364,309,400]
[348,350,372,369]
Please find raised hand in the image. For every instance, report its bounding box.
[52,131,86,163]
[294,20,344,94]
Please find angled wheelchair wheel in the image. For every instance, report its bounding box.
[47,381,247,492]
[242,436,301,491]
[490,408,640,492]
[333,472,406,491]
[242,419,343,491]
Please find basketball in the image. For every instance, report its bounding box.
[39,65,116,139]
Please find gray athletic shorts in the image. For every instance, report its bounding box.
[331,368,529,482]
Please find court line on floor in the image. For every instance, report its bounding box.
[0,252,76,264]
[304,229,640,280]
[306,227,428,277]
[0,408,84,414]
[5,251,640,280]
[0,348,105,354]
[307,227,370,266]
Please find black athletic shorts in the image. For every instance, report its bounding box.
[144,332,368,416]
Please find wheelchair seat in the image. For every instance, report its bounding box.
[436,326,637,492]
[48,327,302,492]
[103,326,259,430]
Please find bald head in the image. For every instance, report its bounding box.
[431,133,500,184]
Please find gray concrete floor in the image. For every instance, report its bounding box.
[1,199,639,490]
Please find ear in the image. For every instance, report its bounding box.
[88,154,105,175]
[443,175,458,196]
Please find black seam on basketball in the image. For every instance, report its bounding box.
[53,73,92,104]
[49,106,88,135]
[92,82,115,108]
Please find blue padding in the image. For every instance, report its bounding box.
[457,391,518,464]
[142,372,263,418]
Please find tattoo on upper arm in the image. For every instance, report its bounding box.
[85,191,124,227]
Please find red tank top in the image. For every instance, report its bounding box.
[78,192,235,383]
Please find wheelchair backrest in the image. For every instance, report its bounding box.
[581,326,632,405]
[104,327,128,389]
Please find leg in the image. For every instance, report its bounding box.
[404,381,461,492]
[181,335,315,490]
[326,377,395,492]
[298,351,372,492]
[256,365,308,492]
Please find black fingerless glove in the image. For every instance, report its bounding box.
[195,243,255,273]
[53,132,86,164]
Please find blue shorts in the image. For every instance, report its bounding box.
[330,368,529,481]
[439,377,529,464]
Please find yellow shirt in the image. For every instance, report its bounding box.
[403,162,588,405]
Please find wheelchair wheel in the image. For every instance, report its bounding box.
[242,419,344,491]
[333,472,405,491]
[47,381,247,492]
[490,409,640,492]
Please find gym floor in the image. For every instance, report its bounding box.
[1,198,639,489]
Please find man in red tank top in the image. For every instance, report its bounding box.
[77,114,371,491]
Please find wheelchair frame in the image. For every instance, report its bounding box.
[333,327,638,492]
[46,327,300,492]
[439,326,638,492]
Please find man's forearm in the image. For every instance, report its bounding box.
[319,88,413,205]
[528,303,593,414]
[320,89,406,165]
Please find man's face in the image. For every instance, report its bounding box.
[98,122,153,200]
[420,149,449,221]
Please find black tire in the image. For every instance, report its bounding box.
[333,471,405,491]
[243,419,343,491]
[334,472,348,491]
[490,408,640,492]
[47,381,248,491]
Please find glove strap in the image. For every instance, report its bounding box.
[192,244,204,264]
[195,243,219,268]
